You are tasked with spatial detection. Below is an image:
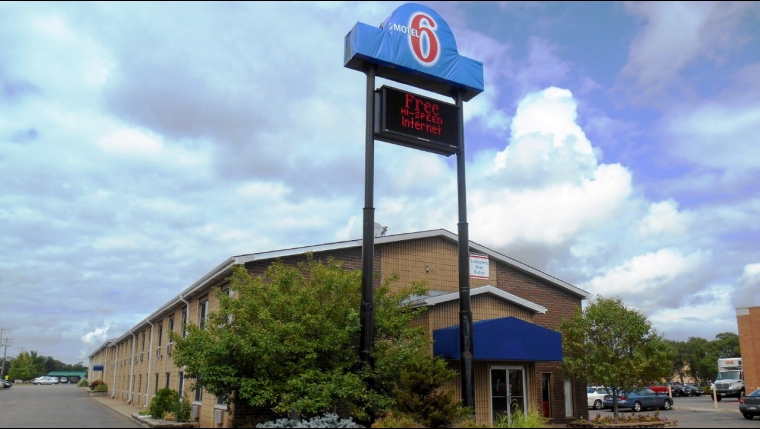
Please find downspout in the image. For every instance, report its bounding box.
[179,294,190,396]
[179,294,190,332]
[145,319,154,407]
[110,341,119,399]
[128,329,137,403]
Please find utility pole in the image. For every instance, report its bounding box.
[0,328,11,380]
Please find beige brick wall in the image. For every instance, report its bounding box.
[91,234,586,426]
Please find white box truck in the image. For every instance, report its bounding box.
[712,357,744,401]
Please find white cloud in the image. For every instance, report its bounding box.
[667,103,760,172]
[583,248,710,298]
[468,87,632,249]
[638,199,691,240]
[81,326,108,344]
[621,2,752,96]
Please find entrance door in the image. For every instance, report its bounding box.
[491,366,526,425]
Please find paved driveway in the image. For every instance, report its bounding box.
[0,383,142,428]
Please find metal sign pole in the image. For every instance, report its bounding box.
[455,89,475,411]
[359,64,377,367]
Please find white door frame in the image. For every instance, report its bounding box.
[489,365,527,426]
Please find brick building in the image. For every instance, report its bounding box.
[737,306,760,393]
[88,229,590,426]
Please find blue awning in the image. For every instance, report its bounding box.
[433,316,563,361]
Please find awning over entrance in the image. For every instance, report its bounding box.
[433,316,562,361]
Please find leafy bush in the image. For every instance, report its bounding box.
[93,383,109,392]
[149,388,179,420]
[371,411,424,428]
[147,389,192,422]
[494,407,547,428]
[174,395,192,422]
[77,378,89,387]
[89,379,104,390]
[256,413,356,428]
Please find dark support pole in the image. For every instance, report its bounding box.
[455,89,475,411]
[360,64,377,367]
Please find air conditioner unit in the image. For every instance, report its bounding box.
[166,343,173,356]
[140,352,144,362]
[192,405,199,420]
[214,409,223,425]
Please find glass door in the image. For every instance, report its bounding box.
[491,366,526,425]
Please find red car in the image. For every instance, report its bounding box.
[647,384,669,395]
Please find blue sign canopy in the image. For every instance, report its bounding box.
[433,316,563,362]
[344,3,484,101]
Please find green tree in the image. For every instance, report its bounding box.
[558,295,675,419]
[713,332,740,359]
[170,256,453,424]
[8,351,37,381]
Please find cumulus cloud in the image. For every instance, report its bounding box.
[81,326,109,344]
[468,87,631,253]
[732,262,760,308]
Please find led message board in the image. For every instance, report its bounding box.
[374,85,460,156]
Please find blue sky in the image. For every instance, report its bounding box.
[1,2,759,365]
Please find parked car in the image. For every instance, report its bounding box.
[69,376,80,384]
[51,377,60,384]
[740,389,760,420]
[646,384,669,395]
[667,383,690,397]
[38,376,55,385]
[59,376,68,383]
[32,376,46,385]
[684,383,704,396]
[603,388,673,412]
[587,386,610,410]
[1,380,11,389]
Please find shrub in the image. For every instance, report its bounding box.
[494,407,547,428]
[93,383,109,392]
[371,411,424,428]
[393,356,470,428]
[77,378,89,387]
[149,388,179,420]
[256,413,356,428]
[89,379,104,390]
[174,395,192,423]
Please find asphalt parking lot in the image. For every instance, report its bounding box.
[588,395,759,428]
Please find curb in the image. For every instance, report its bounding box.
[672,406,739,414]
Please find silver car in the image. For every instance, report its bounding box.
[587,386,609,410]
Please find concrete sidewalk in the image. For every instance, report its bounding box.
[91,395,147,419]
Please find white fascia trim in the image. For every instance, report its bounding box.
[411,285,547,314]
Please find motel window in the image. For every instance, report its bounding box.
[182,308,188,338]
[195,383,203,402]
[155,373,159,394]
[179,372,185,396]
[165,372,170,390]
[199,299,208,329]
[169,317,175,334]
[141,332,146,352]
[157,323,163,347]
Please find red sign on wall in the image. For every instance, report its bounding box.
[374,85,460,156]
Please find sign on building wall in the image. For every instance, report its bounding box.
[469,253,489,279]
